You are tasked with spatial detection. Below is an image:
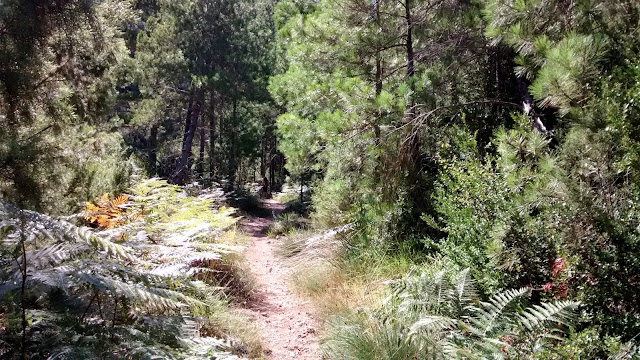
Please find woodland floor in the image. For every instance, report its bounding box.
[239,199,321,359]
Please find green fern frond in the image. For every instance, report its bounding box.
[517,300,580,331]
[73,273,186,312]
[467,287,529,337]
[409,315,457,335]
[454,268,477,305]
[179,337,238,359]
[61,222,137,262]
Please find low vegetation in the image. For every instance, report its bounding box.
[325,268,581,359]
[0,179,260,358]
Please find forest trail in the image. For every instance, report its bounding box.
[239,199,321,360]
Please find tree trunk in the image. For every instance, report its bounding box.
[227,98,237,190]
[182,87,195,146]
[269,136,275,193]
[148,123,158,176]
[403,0,423,208]
[172,91,202,185]
[197,126,205,178]
[373,58,383,184]
[208,93,217,181]
[405,0,415,81]
[260,136,266,178]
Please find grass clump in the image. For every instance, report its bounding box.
[277,226,395,320]
[268,211,308,237]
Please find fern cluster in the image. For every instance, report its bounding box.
[324,268,580,359]
[0,179,242,359]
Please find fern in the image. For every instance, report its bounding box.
[409,315,457,335]
[466,287,529,337]
[326,268,580,359]
[518,300,580,332]
[83,193,137,229]
[0,179,243,358]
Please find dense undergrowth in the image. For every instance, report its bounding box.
[0,179,260,359]
[277,225,640,359]
[270,0,640,357]
[272,177,640,359]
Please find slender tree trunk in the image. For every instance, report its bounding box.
[197,126,205,178]
[260,136,266,178]
[227,98,237,190]
[182,87,195,145]
[403,0,422,208]
[8,96,18,128]
[19,212,28,360]
[173,91,202,185]
[218,104,226,181]
[405,0,415,81]
[374,49,383,184]
[268,134,275,190]
[148,124,158,176]
[209,94,217,181]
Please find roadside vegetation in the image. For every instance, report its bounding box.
[0,179,261,358]
[271,0,640,358]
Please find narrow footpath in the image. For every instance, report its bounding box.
[239,199,320,359]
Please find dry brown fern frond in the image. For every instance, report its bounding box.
[83,193,132,229]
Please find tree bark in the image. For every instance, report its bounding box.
[269,134,275,192]
[182,87,195,146]
[208,93,217,181]
[197,125,205,178]
[227,98,237,190]
[172,91,202,185]
[405,0,415,81]
[403,0,423,208]
[260,136,266,178]
[373,0,383,185]
[148,123,158,176]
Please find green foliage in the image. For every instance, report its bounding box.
[272,0,640,355]
[0,0,135,214]
[432,104,640,338]
[324,268,579,359]
[127,0,280,186]
[0,179,245,358]
[529,34,607,114]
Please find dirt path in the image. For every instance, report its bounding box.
[240,199,321,360]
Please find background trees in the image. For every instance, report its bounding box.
[0,0,284,216]
[126,0,281,189]
[0,0,136,213]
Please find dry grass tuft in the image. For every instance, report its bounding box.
[277,226,389,320]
